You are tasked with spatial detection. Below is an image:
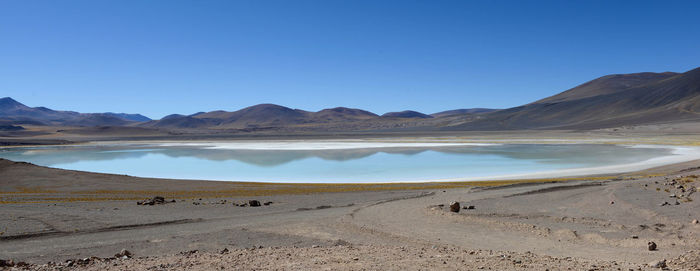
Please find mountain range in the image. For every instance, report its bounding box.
[2,66,699,131]
[0,97,151,127]
[447,67,700,130]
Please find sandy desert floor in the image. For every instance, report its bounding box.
[1,151,699,270]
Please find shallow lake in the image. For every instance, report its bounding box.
[0,141,692,183]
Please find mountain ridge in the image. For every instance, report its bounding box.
[2,66,699,130]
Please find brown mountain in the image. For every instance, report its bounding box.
[313,107,378,122]
[381,110,433,119]
[5,66,700,132]
[448,67,700,130]
[430,108,498,118]
[145,105,382,129]
[0,97,151,127]
[535,72,679,104]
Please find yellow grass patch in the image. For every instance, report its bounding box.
[0,174,649,204]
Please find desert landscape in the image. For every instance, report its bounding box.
[3,67,700,270]
[3,1,700,270]
[1,143,699,270]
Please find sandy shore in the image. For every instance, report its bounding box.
[1,153,699,270]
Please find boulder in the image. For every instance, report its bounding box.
[248,200,261,207]
[115,249,132,258]
[647,259,666,268]
[648,241,657,251]
[137,196,168,206]
[449,202,460,212]
[692,219,699,225]
[0,259,12,267]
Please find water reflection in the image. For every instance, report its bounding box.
[0,144,672,168]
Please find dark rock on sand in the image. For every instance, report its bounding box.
[648,259,666,268]
[137,196,167,205]
[648,241,657,251]
[264,201,273,206]
[115,249,132,258]
[463,205,475,210]
[449,202,460,212]
[248,200,261,207]
[0,259,12,267]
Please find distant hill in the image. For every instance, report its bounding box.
[0,97,150,127]
[5,66,700,131]
[146,105,382,129]
[313,107,378,122]
[141,114,214,129]
[381,110,433,119]
[534,72,679,104]
[430,108,498,118]
[449,67,700,130]
[103,113,151,122]
[0,125,24,131]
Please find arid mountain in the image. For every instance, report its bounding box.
[430,108,498,118]
[449,67,700,130]
[3,66,700,131]
[144,105,422,129]
[313,107,378,122]
[103,113,152,122]
[535,72,679,104]
[0,97,151,126]
[381,110,433,119]
[141,114,214,129]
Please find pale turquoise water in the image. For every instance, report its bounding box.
[0,143,674,183]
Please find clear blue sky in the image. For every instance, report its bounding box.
[2,0,699,119]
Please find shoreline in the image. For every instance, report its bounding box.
[3,140,700,184]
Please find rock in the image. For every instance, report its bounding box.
[610,201,615,204]
[462,205,475,210]
[76,258,91,265]
[248,200,261,207]
[180,250,198,255]
[137,196,168,206]
[220,248,229,254]
[669,194,676,198]
[648,241,657,251]
[0,259,12,267]
[631,235,638,239]
[659,202,669,206]
[115,249,132,258]
[449,201,460,212]
[263,201,273,206]
[647,259,666,268]
[692,219,699,224]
